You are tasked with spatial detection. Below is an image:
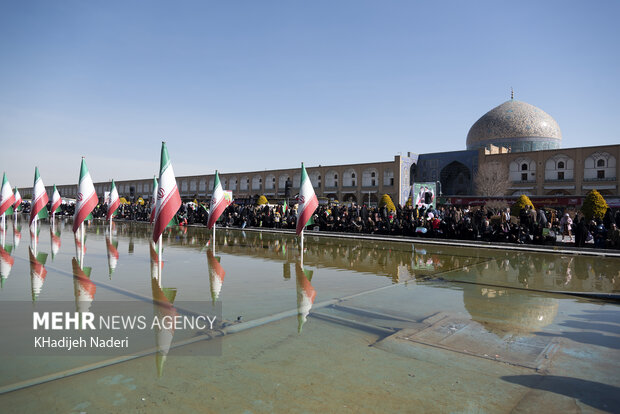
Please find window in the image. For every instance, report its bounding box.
[598,170,605,179]
[557,172,564,180]
[557,161,565,169]
[597,159,605,167]
[521,173,528,181]
[521,163,528,171]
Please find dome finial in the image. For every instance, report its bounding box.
[510,87,514,100]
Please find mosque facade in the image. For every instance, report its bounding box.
[42,97,619,207]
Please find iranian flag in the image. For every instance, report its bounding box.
[295,163,319,235]
[150,176,158,223]
[107,180,120,220]
[30,167,49,226]
[50,185,62,215]
[13,188,22,211]
[207,171,233,229]
[73,158,98,233]
[152,143,181,243]
[0,173,15,217]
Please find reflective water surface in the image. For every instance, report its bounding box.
[0,219,619,413]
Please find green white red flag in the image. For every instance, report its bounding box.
[30,167,49,226]
[51,185,62,215]
[152,143,182,243]
[107,180,120,220]
[0,173,15,217]
[295,163,319,235]
[73,159,98,233]
[150,176,158,223]
[13,188,22,211]
[207,171,233,229]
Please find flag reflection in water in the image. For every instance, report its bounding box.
[295,261,316,333]
[0,244,14,289]
[72,257,96,313]
[206,250,226,304]
[13,222,21,250]
[29,247,48,302]
[150,241,178,377]
[50,225,61,260]
[105,234,119,279]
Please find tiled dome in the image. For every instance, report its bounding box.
[466,100,562,152]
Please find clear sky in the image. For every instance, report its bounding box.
[1,0,618,188]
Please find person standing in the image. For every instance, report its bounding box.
[560,213,573,242]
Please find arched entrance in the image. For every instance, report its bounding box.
[410,163,417,183]
[440,161,471,195]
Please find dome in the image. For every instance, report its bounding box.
[466,100,561,152]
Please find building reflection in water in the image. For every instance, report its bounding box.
[472,251,620,294]
[462,283,558,337]
[150,242,177,377]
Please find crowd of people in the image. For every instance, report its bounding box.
[22,198,620,249]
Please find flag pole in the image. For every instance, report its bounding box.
[33,216,38,256]
[213,223,216,255]
[80,222,85,269]
[1,213,5,248]
[158,234,162,284]
[300,228,304,268]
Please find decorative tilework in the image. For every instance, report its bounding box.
[467,100,561,152]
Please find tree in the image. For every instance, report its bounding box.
[581,190,608,220]
[257,195,269,205]
[474,162,510,197]
[405,196,413,208]
[511,194,534,217]
[379,194,396,212]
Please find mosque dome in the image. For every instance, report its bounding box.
[466,99,562,152]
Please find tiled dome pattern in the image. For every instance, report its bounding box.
[466,100,562,152]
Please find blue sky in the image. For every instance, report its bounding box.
[1,0,618,188]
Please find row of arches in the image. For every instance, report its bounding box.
[210,168,395,193]
[510,151,617,182]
